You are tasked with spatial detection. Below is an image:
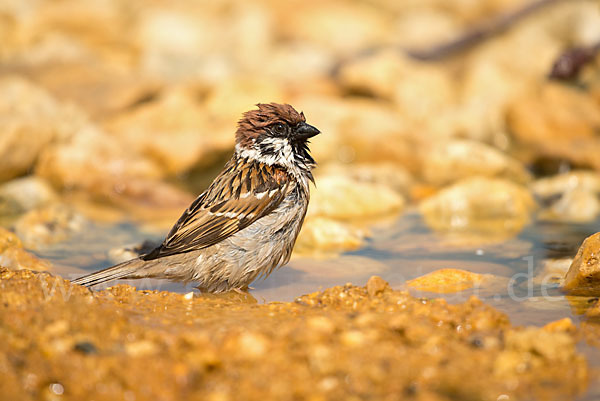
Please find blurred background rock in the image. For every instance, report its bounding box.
[0,0,599,254]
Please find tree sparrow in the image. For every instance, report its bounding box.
[72,103,320,292]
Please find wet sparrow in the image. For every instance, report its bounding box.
[72,103,320,292]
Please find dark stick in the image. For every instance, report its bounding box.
[332,0,574,75]
[549,40,600,80]
[404,0,570,61]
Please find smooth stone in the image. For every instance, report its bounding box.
[309,174,405,220]
[405,268,505,294]
[419,177,536,236]
[317,163,413,197]
[294,217,368,255]
[420,139,531,186]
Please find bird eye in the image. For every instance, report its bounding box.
[272,123,286,135]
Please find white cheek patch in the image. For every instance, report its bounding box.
[236,144,260,160]
[235,138,309,188]
[260,137,295,167]
[236,139,295,168]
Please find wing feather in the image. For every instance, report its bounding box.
[142,158,291,260]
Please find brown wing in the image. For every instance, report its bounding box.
[142,158,291,260]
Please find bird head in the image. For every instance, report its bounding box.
[235,103,319,174]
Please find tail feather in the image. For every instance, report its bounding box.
[71,259,144,287]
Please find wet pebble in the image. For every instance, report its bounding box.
[563,232,600,296]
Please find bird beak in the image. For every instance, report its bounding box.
[295,122,320,140]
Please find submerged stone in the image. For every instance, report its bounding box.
[406,268,488,294]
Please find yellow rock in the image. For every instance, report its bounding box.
[543,318,577,334]
[538,188,600,223]
[293,96,413,168]
[338,50,456,122]
[507,83,600,170]
[0,227,22,251]
[36,125,193,213]
[406,269,486,294]
[205,76,285,124]
[282,3,389,55]
[419,177,536,236]
[317,163,413,197]
[563,232,600,296]
[104,86,232,175]
[420,139,531,186]
[309,175,404,220]
[0,228,51,272]
[366,276,390,297]
[0,76,86,182]
[533,171,600,223]
[295,217,367,255]
[532,171,600,198]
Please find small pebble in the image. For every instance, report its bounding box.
[366,276,389,297]
[73,341,98,355]
[49,383,64,395]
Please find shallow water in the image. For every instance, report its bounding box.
[42,211,599,312]
[38,210,600,400]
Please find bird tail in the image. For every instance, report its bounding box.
[71,258,146,287]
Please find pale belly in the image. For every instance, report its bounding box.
[187,187,308,291]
